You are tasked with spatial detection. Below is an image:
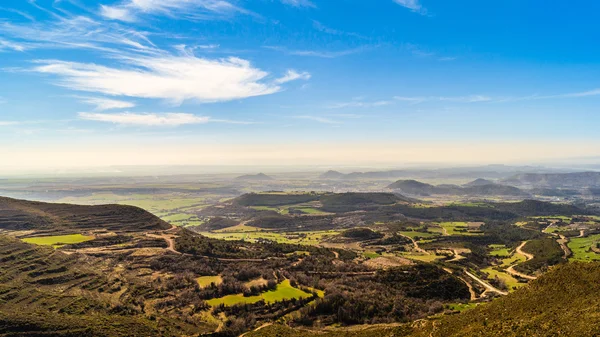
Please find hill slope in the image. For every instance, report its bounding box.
[235,173,275,181]
[0,196,170,234]
[248,262,600,337]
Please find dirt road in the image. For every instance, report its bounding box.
[464,270,508,296]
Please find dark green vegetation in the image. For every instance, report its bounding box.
[514,238,564,275]
[342,228,384,240]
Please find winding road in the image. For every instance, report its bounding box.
[505,241,537,280]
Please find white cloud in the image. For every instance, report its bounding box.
[280,0,316,8]
[275,70,311,84]
[0,121,19,126]
[393,0,426,14]
[100,5,136,22]
[100,0,249,22]
[79,112,210,126]
[0,38,26,52]
[80,97,136,111]
[34,56,282,104]
[0,15,160,55]
[265,45,373,58]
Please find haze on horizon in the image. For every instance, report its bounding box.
[2,0,600,174]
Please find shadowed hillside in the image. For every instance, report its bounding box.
[0,197,170,234]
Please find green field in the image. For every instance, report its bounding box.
[481,267,524,290]
[22,234,94,248]
[447,302,478,312]
[199,230,339,246]
[489,244,511,257]
[197,275,223,288]
[363,251,381,259]
[500,252,527,267]
[568,234,600,262]
[399,253,442,263]
[439,222,481,236]
[398,231,439,240]
[206,280,314,307]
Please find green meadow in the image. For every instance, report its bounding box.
[206,280,316,307]
[489,244,511,257]
[481,267,524,290]
[568,234,600,262]
[439,222,481,236]
[22,234,94,248]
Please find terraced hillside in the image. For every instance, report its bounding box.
[0,236,203,337]
[0,196,170,234]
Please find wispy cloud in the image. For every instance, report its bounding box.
[395,88,600,105]
[275,70,311,84]
[394,95,492,104]
[265,45,373,58]
[404,43,454,61]
[33,56,283,104]
[100,0,250,22]
[79,111,255,126]
[393,0,427,15]
[0,15,160,55]
[294,115,341,124]
[328,100,392,109]
[312,21,366,39]
[79,97,136,111]
[280,0,316,8]
[79,112,210,126]
[0,38,27,52]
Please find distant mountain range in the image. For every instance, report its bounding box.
[388,179,526,197]
[318,165,576,180]
[502,172,600,188]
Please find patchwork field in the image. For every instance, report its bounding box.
[198,230,339,245]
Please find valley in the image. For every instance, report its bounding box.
[2,169,600,336]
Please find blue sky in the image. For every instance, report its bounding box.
[1,0,600,171]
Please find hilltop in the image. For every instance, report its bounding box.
[463,178,495,187]
[0,196,170,234]
[235,173,275,181]
[319,170,345,179]
[388,180,526,197]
